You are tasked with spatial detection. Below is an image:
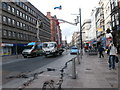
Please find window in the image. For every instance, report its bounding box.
[0,15,1,23]
[20,33,23,39]
[8,18,11,24]
[20,2,23,7]
[20,22,23,28]
[2,16,7,23]
[28,16,31,21]
[8,5,11,12]
[3,30,7,36]
[17,33,20,39]
[8,31,12,37]
[17,21,20,27]
[12,19,15,25]
[12,7,15,14]
[26,15,28,20]
[16,10,19,16]
[25,5,28,11]
[22,3,25,9]
[20,11,22,17]
[28,7,30,13]
[12,32,16,37]
[23,23,25,29]
[2,2,7,10]
[23,13,25,18]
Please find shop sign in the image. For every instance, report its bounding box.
[1,43,13,47]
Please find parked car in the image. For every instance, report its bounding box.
[70,46,79,55]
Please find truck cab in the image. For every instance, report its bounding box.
[42,42,64,57]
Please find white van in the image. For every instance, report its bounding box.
[22,42,43,58]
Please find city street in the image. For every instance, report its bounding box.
[2,50,119,88]
[2,50,75,88]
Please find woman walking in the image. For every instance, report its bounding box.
[109,43,117,70]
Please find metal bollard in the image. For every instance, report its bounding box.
[77,52,80,64]
[72,58,76,79]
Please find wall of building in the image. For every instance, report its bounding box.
[1,1,51,56]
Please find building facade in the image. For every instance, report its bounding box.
[110,0,120,47]
[90,8,97,40]
[72,32,80,47]
[81,19,91,43]
[0,1,50,56]
[46,12,62,45]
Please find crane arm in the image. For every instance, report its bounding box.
[58,19,77,26]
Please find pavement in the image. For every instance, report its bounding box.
[1,51,119,89]
[15,52,119,89]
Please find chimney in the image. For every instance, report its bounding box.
[47,12,51,18]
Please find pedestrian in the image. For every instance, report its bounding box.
[98,45,104,58]
[108,43,118,70]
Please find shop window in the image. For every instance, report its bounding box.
[8,5,11,12]
[2,2,7,10]
[3,47,7,55]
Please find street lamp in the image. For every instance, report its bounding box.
[79,8,83,58]
[71,8,82,58]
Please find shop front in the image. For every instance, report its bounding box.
[0,43,13,56]
[0,43,27,56]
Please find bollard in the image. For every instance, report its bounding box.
[72,58,76,79]
[77,52,80,64]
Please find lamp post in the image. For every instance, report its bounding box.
[79,8,83,58]
[71,8,82,58]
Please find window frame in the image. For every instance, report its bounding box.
[8,17,12,25]
[7,4,11,12]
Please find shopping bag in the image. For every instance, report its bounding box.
[115,56,119,63]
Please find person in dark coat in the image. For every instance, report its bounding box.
[98,45,104,58]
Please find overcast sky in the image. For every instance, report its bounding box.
[28,0,100,43]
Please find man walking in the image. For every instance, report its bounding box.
[98,45,104,58]
[109,43,117,70]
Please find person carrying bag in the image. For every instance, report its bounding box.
[108,43,118,70]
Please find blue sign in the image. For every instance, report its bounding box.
[27,42,36,46]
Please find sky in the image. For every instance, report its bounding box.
[28,0,100,43]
